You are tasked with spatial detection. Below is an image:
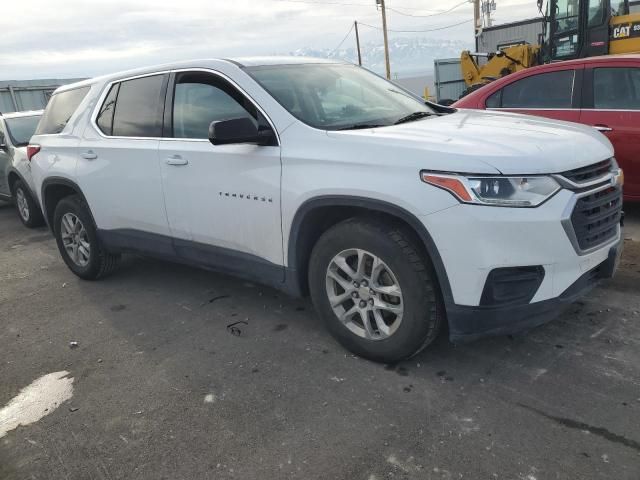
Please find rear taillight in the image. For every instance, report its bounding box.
[26,145,40,161]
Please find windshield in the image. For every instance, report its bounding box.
[246,64,435,130]
[4,115,41,147]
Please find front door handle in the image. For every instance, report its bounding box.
[165,155,188,166]
[81,151,98,160]
[594,124,613,132]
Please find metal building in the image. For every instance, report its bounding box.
[0,79,84,114]
[476,17,544,52]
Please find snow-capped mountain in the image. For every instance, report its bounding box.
[289,36,472,77]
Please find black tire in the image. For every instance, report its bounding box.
[308,218,443,363]
[12,179,45,228]
[53,195,120,280]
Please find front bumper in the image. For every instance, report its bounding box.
[447,239,622,343]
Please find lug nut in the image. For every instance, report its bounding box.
[352,292,359,298]
[369,298,374,306]
[369,289,375,295]
[359,300,367,308]
[353,282,359,288]
[361,280,368,287]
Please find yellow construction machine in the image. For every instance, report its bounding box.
[459,0,640,95]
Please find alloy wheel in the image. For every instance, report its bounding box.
[325,248,404,340]
[15,188,30,222]
[60,213,91,267]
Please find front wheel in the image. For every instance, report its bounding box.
[53,195,120,280]
[308,218,442,363]
[13,180,44,228]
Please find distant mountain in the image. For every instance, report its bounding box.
[289,36,472,78]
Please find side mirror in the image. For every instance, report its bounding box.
[209,117,273,146]
[0,133,6,150]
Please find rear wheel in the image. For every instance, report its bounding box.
[12,180,44,228]
[53,195,120,280]
[309,218,442,363]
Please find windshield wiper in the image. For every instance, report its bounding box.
[337,124,387,131]
[393,111,434,125]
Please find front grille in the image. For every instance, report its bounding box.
[561,159,612,184]
[570,185,622,251]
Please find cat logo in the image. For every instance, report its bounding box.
[612,25,631,39]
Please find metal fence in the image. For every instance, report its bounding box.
[0,79,84,113]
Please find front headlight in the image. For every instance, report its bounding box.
[421,172,561,207]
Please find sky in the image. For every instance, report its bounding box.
[0,0,539,80]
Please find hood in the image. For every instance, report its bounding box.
[326,109,614,175]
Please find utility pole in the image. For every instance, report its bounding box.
[376,0,391,79]
[473,0,482,37]
[354,21,362,66]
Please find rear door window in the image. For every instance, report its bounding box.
[500,70,575,109]
[111,75,166,137]
[593,67,640,110]
[36,86,90,135]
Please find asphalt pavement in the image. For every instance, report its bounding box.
[1,200,639,480]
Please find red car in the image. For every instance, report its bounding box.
[454,54,640,202]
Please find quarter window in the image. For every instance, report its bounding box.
[111,75,165,138]
[172,72,257,139]
[500,70,575,109]
[485,90,502,108]
[593,67,640,110]
[35,86,90,135]
[96,83,119,136]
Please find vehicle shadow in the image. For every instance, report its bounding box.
[73,245,638,385]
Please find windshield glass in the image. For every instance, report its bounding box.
[4,115,41,147]
[246,64,435,130]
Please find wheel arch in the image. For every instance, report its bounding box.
[7,168,32,196]
[41,177,93,231]
[286,195,454,305]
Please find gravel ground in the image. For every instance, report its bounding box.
[1,200,639,480]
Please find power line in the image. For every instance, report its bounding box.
[358,18,473,33]
[386,1,469,18]
[273,0,372,6]
[327,23,356,57]
[272,0,461,11]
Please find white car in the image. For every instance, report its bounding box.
[0,110,45,227]
[29,57,623,362]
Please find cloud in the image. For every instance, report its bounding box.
[0,0,535,79]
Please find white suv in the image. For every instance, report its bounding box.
[29,57,624,362]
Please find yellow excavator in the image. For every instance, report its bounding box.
[460,0,640,95]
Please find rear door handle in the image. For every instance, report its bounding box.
[165,155,188,166]
[594,125,613,132]
[81,151,98,160]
